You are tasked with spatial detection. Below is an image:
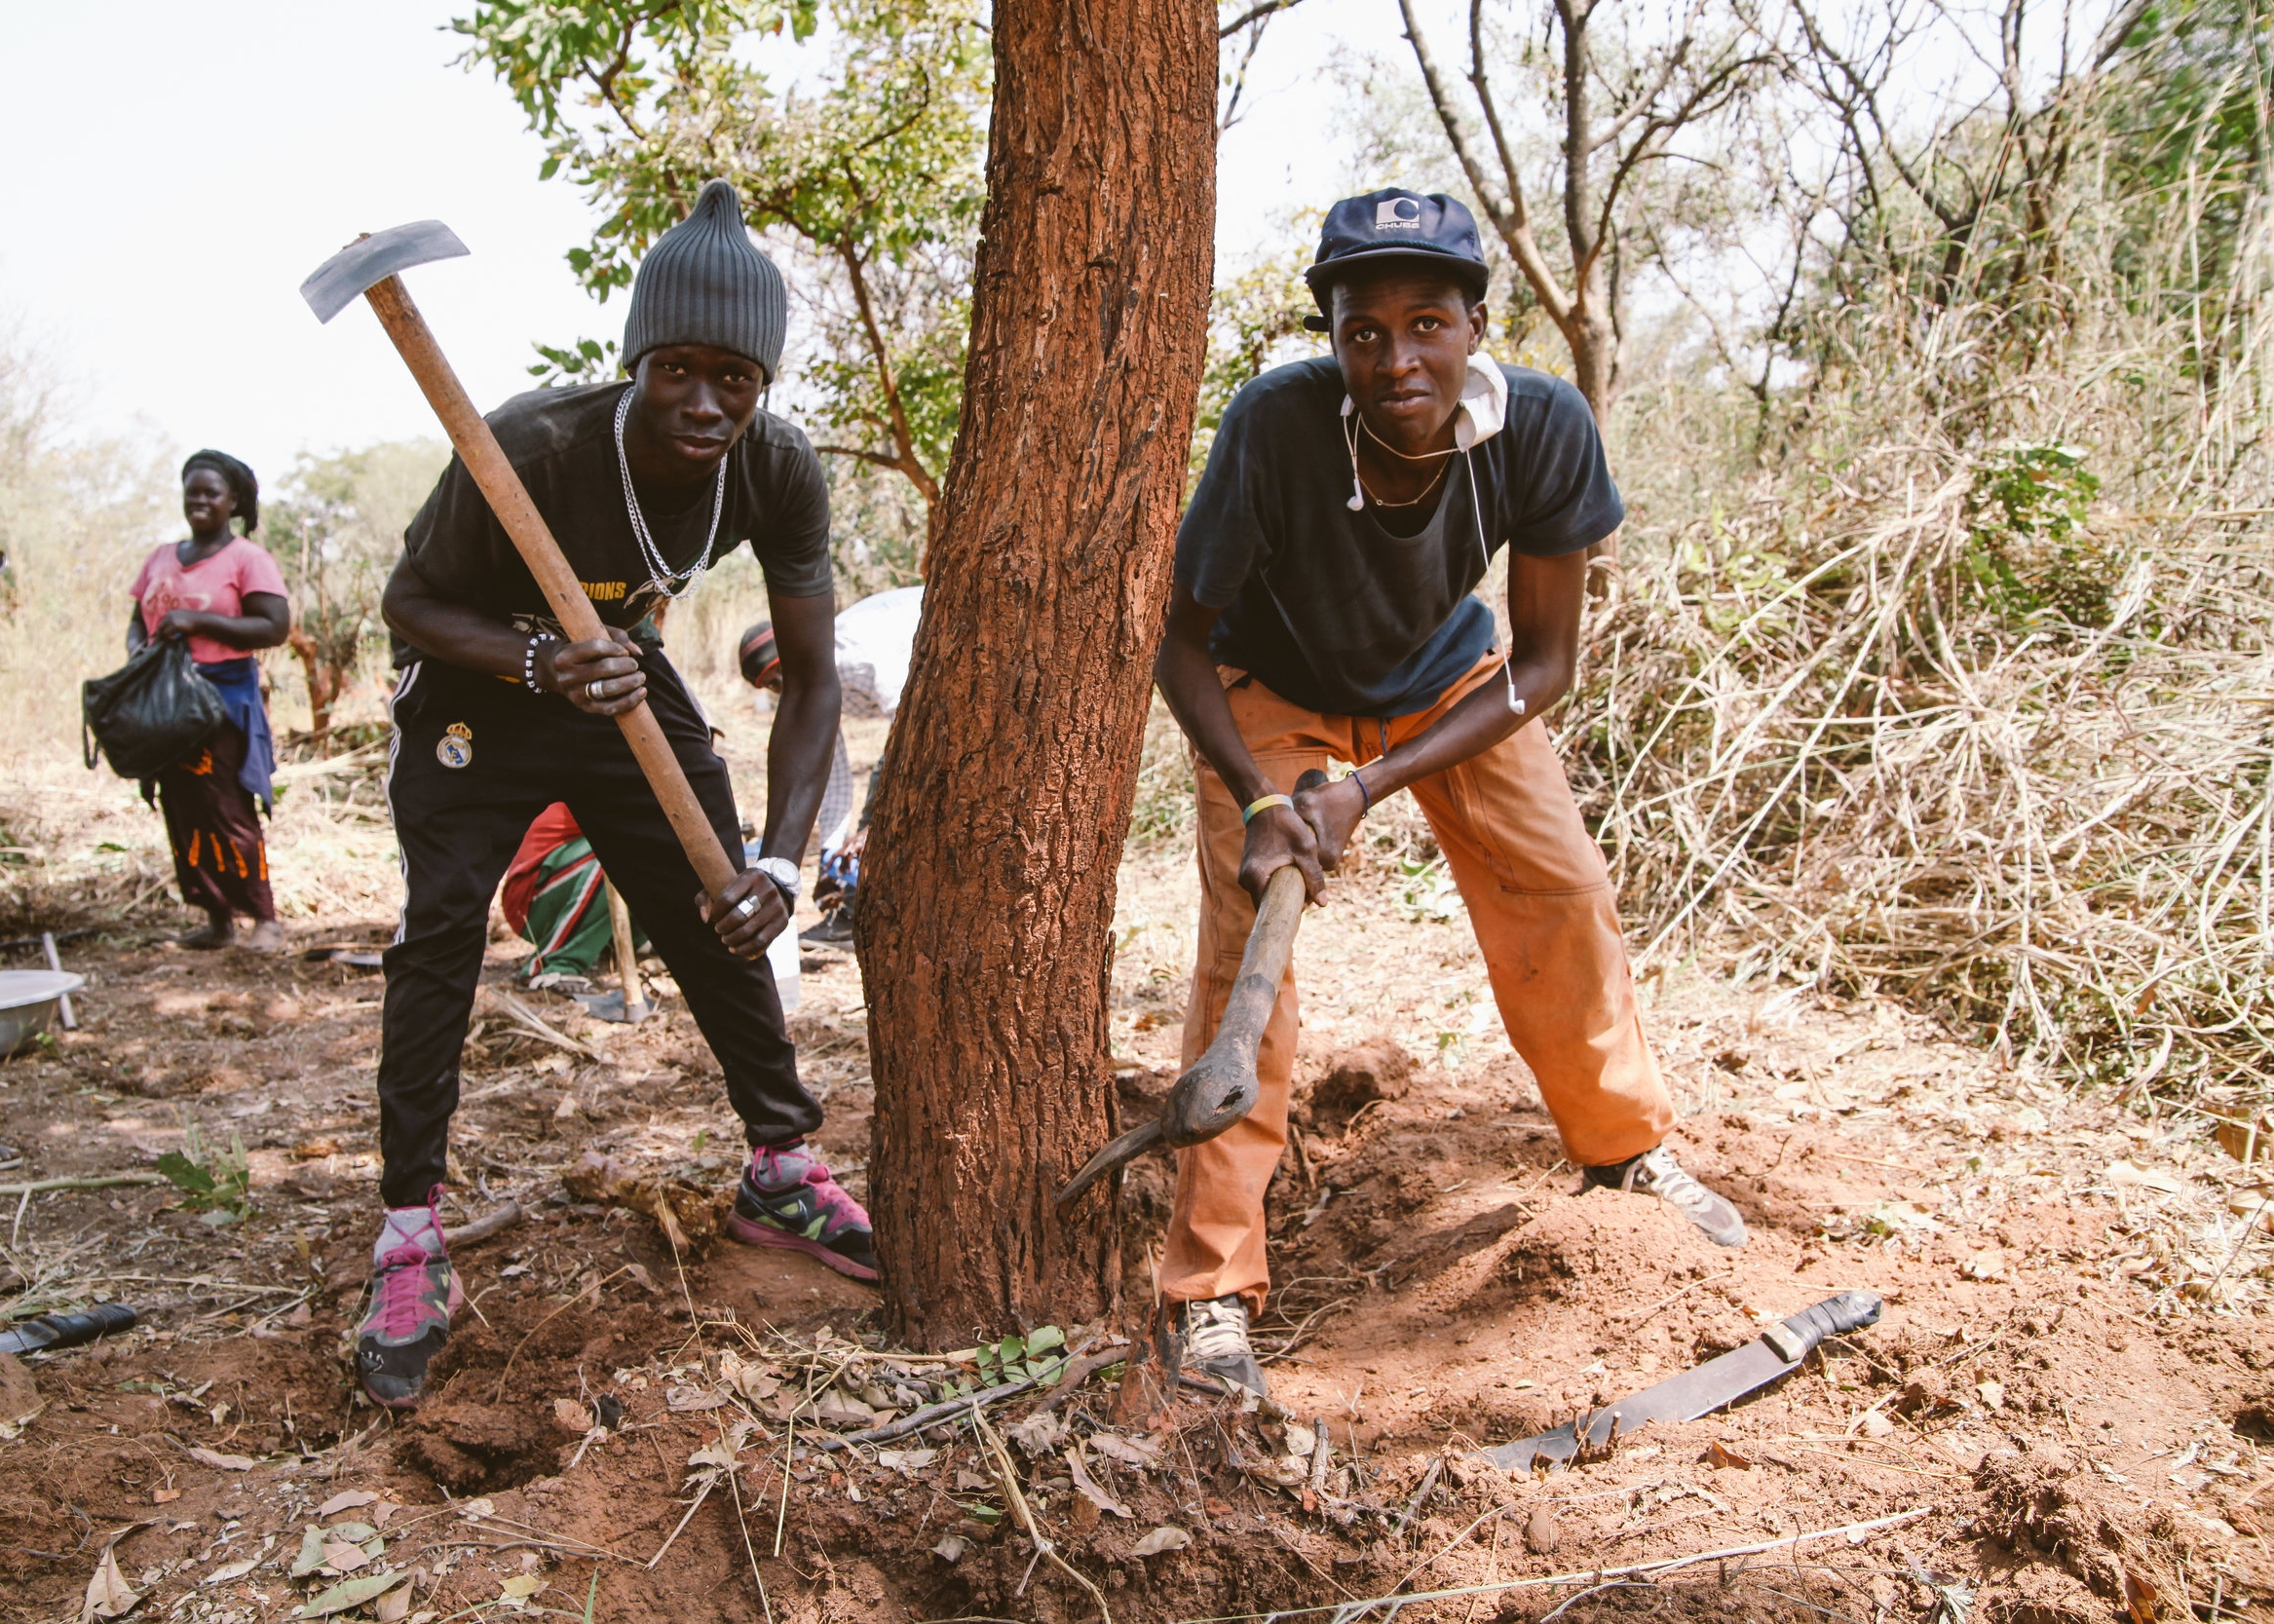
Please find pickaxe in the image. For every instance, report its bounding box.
[299,223,739,904]
[1055,768,1329,1209]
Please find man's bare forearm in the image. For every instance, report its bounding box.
[761,674,840,864]
[1156,587,1275,805]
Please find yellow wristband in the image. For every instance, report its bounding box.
[1241,793,1295,826]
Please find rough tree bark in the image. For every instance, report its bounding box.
[853,0,1218,1345]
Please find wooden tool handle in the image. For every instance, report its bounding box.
[604,881,644,1011]
[361,275,739,900]
[1055,777,1326,1208]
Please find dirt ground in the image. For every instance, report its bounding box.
[5,711,2274,1624]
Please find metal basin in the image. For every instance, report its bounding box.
[0,970,85,1060]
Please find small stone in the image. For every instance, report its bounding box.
[1524,1506,1559,1554]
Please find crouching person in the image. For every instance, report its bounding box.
[360,181,876,1409]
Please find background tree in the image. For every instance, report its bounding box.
[261,442,447,740]
[1396,0,1776,422]
[455,0,989,554]
[854,0,1220,1343]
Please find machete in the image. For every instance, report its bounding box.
[1479,1288,1883,1473]
[0,1303,138,1357]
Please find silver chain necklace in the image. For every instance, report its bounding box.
[614,387,726,602]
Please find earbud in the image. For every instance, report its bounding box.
[1342,397,1365,510]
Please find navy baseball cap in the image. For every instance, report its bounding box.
[1302,189,1490,331]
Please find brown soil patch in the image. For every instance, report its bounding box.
[2,733,2272,1619]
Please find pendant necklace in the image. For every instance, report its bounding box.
[1357,458,1451,509]
[615,387,727,601]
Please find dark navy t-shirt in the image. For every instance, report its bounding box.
[1176,357,1622,717]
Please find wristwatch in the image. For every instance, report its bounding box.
[750,856,801,903]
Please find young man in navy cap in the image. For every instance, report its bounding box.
[359,181,875,1409]
[1155,188,1747,1398]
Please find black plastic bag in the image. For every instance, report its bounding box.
[83,638,226,780]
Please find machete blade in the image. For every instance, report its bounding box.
[1480,1289,1884,1473]
[1484,1341,1792,1472]
[300,221,471,323]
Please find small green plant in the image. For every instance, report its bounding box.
[1963,442,2120,629]
[1398,857,1463,924]
[973,1324,1067,1386]
[157,1116,252,1226]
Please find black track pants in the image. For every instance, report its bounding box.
[376,655,819,1208]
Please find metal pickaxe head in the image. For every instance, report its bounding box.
[299,221,471,323]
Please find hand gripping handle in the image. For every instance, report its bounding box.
[1759,1289,1882,1365]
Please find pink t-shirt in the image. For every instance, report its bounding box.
[130,538,289,665]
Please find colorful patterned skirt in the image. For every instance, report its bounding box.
[156,722,274,921]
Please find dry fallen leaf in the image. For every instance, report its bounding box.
[151,1489,180,1506]
[552,1398,592,1433]
[203,1556,260,1586]
[1088,1432,1164,1470]
[317,1491,377,1519]
[81,1543,140,1623]
[2104,1159,2185,1194]
[321,1540,372,1573]
[1707,1441,1753,1470]
[374,1574,419,1624]
[1858,1411,1896,1438]
[1130,1526,1191,1557]
[499,1574,545,1599]
[1065,1447,1130,1519]
[182,1446,259,1472]
[296,1569,410,1619]
[1976,1380,2006,1410]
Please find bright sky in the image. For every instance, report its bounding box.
[0,0,1394,492]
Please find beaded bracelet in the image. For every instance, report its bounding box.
[523,633,557,694]
[1241,793,1294,826]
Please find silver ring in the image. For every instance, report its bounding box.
[587,679,602,699]
[734,896,762,920]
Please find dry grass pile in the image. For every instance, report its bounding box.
[1573,209,2274,1099]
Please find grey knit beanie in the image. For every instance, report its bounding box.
[622,179,787,382]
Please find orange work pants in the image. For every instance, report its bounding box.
[1160,652,1675,1311]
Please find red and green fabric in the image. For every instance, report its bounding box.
[501,804,645,978]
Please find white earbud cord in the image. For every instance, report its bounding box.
[1467,448,1524,717]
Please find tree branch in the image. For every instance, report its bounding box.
[1219,0,1303,37]
[839,238,941,510]
[1397,0,1574,326]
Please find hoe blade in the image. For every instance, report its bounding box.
[299,221,470,323]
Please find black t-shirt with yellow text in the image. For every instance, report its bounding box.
[391,382,832,665]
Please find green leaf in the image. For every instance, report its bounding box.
[1025,1325,1065,1355]
[157,1152,215,1195]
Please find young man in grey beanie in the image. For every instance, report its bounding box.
[360,179,869,1408]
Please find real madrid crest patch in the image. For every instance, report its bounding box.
[436,722,474,770]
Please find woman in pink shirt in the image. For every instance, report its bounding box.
[126,451,291,951]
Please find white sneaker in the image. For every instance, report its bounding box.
[1180,1294,1268,1400]
[1585,1144,1749,1247]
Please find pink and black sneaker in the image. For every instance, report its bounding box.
[355,1190,464,1409]
[727,1141,879,1282]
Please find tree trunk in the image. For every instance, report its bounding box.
[854,0,1218,1346]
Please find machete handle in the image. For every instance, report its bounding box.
[0,1302,137,1356]
[1761,1289,1882,1365]
[359,275,740,904]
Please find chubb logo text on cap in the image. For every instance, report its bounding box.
[1375,198,1423,230]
